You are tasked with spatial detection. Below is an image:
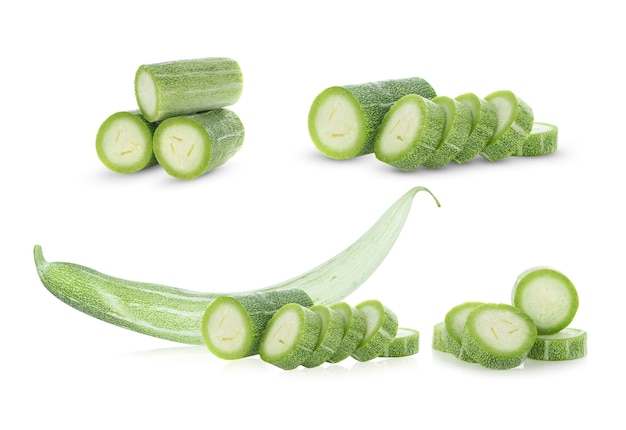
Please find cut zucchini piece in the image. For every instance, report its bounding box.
[201,289,313,360]
[308,77,436,159]
[302,305,345,368]
[259,303,322,370]
[380,327,419,358]
[95,111,158,173]
[153,109,244,180]
[431,322,475,363]
[480,90,534,161]
[461,303,537,370]
[512,267,579,335]
[134,57,243,122]
[326,302,367,363]
[373,94,445,171]
[422,96,472,169]
[444,301,485,344]
[527,328,587,361]
[514,122,558,156]
[351,300,398,362]
[453,93,497,163]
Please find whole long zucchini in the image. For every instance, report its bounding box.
[34,186,439,345]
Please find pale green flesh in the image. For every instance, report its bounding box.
[96,112,157,174]
[309,90,364,158]
[154,119,207,177]
[261,308,302,358]
[512,267,578,335]
[376,99,422,157]
[351,300,398,362]
[444,302,484,343]
[204,300,249,356]
[33,187,440,345]
[463,304,537,369]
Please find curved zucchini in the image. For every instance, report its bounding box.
[34,186,440,345]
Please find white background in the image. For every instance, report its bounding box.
[2,0,624,428]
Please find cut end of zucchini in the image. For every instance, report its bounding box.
[259,304,321,370]
[514,122,558,157]
[135,68,159,122]
[512,267,579,335]
[380,327,419,358]
[202,297,253,360]
[351,300,398,362]
[308,87,366,159]
[444,301,485,344]
[153,117,209,180]
[463,303,537,369]
[95,111,157,174]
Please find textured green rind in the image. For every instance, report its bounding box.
[461,303,537,370]
[351,300,399,362]
[96,111,158,174]
[326,303,367,363]
[33,187,439,346]
[527,328,587,361]
[308,77,436,159]
[512,266,579,335]
[259,304,322,370]
[380,328,419,357]
[480,90,534,161]
[444,301,485,343]
[153,109,244,180]
[302,305,345,367]
[201,290,313,360]
[431,322,475,362]
[514,122,558,156]
[135,57,243,122]
[422,96,472,169]
[374,94,445,171]
[453,93,497,163]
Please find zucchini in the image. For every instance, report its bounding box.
[373,94,445,171]
[308,77,436,159]
[351,300,398,362]
[511,267,579,335]
[527,328,587,361]
[480,90,534,161]
[453,93,497,163]
[461,303,537,370]
[34,186,440,345]
[153,109,245,180]
[95,111,158,173]
[302,305,345,368]
[326,302,367,363]
[514,122,558,156]
[201,290,313,360]
[134,57,243,122]
[258,303,322,370]
[380,328,419,358]
[421,96,472,169]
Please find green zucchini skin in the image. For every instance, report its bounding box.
[308,77,437,159]
[33,187,440,345]
[134,57,243,122]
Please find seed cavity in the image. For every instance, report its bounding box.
[120,150,132,156]
[115,130,122,143]
[172,135,183,142]
[331,133,345,138]
[187,145,195,157]
[396,135,404,142]
[490,327,500,340]
[389,119,401,134]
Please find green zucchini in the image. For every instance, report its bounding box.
[431,321,475,363]
[461,303,537,370]
[514,122,558,156]
[326,302,367,363]
[34,186,440,345]
[302,305,345,368]
[380,328,419,358]
[201,290,313,360]
[308,77,437,159]
[351,300,399,362]
[453,93,497,163]
[152,109,245,180]
[480,90,534,161]
[511,267,579,335]
[134,57,243,122]
[258,303,322,370]
[95,111,158,174]
[373,94,445,171]
[527,328,587,361]
[421,96,472,169]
